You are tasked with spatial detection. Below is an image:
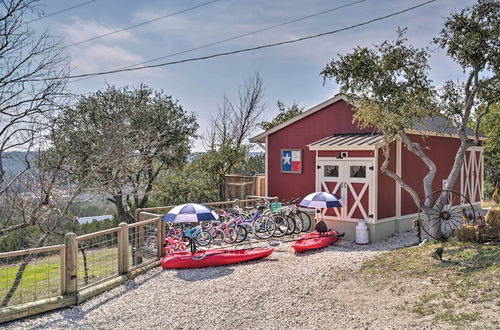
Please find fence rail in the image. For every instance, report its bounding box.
[0,196,276,324]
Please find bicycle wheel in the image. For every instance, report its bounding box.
[285,215,296,235]
[234,225,248,243]
[211,229,225,246]
[196,230,212,246]
[253,216,276,239]
[223,228,238,244]
[272,214,288,237]
[241,222,254,238]
[297,211,312,232]
[291,214,303,234]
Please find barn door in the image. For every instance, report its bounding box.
[317,160,343,219]
[344,160,374,221]
[317,159,374,221]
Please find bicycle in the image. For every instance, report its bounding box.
[219,208,248,243]
[242,203,276,239]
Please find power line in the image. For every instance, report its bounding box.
[25,0,97,24]
[70,0,367,84]
[119,0,368,70]
[64,0,222,48]
[37,0,441,82]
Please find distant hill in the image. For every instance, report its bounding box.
[1,151,37,179]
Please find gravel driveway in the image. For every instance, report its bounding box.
[5,232,427,330]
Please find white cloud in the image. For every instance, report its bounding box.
[60,17,137,45]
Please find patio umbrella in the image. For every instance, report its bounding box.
[163,203,219,223]
[299,192,342,209]
[299,192,342,227]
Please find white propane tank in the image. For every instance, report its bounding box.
[355,219,369,245]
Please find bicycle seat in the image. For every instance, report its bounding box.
[245,206,254,210]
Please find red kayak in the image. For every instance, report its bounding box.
[161,247,274,269]
[291,230,341,253]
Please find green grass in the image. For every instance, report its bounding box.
[362,238,500,327]
[0,247,119,307]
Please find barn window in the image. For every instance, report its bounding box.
[324,165,339,177]
[350,165,366,178]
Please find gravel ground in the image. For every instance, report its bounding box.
[5,231,431,330]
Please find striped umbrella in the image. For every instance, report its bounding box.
[299,192,342,209]
[163,203,219,223]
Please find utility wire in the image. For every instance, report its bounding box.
[117,0,367,70]
[64,0,222,48]
[70,0,367,84]
[35,0,440,82]
[25,0,97,24]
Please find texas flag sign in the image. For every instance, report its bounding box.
[281,149,302,173]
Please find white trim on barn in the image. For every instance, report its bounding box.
[251,94,349,143]
[460,147,484,204]
[396,138,402,218]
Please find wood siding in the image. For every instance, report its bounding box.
[267,100,373,201]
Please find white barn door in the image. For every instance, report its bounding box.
[317,158,374,221]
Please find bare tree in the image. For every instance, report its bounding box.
[0,147,82,306]
[0,0,69,188]
[203,72,265,199]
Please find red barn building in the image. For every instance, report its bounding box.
[251,95,484,241]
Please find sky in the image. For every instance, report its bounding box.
[30,0,476,151]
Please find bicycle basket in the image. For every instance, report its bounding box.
[270,202,282,213]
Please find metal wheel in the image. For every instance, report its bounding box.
[418,189,475,241]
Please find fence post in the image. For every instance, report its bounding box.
[118,223,129,274]
[64,232,78,295]
[135,208,142,223]
[156,218,165,258]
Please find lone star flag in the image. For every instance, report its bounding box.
[282,149,301,173]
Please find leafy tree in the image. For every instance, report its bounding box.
[203,73,265,199]
[321,0,499,239]
[233,152,265,175]
[474,103,500,195]
[50,84,198,223]
[259,101,303,131]
[152,155,219,206]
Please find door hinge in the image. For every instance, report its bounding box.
[369,166,374,170]
[317,165,321,169]
[368,214,374,218]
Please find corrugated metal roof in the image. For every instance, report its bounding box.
[308,133,383,150]
[412,116,484,137]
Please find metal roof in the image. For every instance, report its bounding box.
[308,133,384,150]
[411,116,484,138]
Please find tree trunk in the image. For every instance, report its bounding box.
[111,194,135,224]
[79,247,89,286]
[1,233,48,307]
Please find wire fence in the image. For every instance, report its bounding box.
[76,229,120,289]
[0,196,275,322]
[129,219,159,270]
[0,245,64,308]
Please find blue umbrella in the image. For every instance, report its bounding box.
[163,203,219,223]
[299,192,342,209]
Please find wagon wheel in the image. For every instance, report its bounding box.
[417,190,475,241]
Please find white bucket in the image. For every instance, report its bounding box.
[355,219,369,245]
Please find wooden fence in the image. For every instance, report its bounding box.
[224,175,265,200]
[0,196,276,324]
